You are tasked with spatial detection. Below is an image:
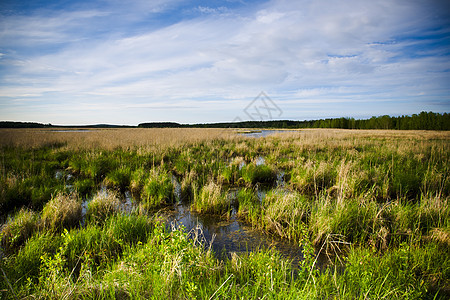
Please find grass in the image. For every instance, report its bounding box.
[0,208,40,255]
[0,128,449,299]
[140,168,175,209]
[236,187,260,224]
[86,190,121,224]
[240,162,277,186]
[191,181,232,215]
[42,192,82,231]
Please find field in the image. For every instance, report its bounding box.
[0,128,449,299]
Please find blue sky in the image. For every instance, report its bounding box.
[0,0,449,125]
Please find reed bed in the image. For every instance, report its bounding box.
[0,128,235,150]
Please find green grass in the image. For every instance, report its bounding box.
[1,129,449,299]
[42,192,82,231]
[86,190,121,224]
[240,163,277,186]
[141,168,175,209]
[236,187,261,224]
[0,208,40,255]
[191,181,232,215]
[104,166,131,192]
[3,220,447,299]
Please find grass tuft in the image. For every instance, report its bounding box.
[42,192,82,231]
[141,168,175,209]
[192,181,231,215]
[86,190,121,224]
[1,208,40,255]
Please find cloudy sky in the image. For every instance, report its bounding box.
[1,0,449,125]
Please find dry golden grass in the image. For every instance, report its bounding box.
[0,128,235,150]
[1,128,448,151]
[41,192,82,230]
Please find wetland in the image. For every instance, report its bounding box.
[0,128,448,299]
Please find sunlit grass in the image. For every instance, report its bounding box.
[0,128,449,299]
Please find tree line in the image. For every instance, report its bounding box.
[2,112,448,130]
[139,112,449,130]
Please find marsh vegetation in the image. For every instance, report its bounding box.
[0,128,448,299]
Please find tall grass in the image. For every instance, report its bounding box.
[42,192,82,231]
[4,220,446,299]
[262,189,311,242]
[141,168,174,209]
[191,181,232,215]
[0,208,39,255]
[236,187,260,224]
[240,163,277,186]
[1,128,449,299]
[86,190,121,224]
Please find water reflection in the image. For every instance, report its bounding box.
[239,130,296,138]
[161,202,304,262]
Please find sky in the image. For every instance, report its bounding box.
[0,0,449,125]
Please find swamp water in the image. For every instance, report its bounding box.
[80,181,304,264]
[72,161,328,267]
[239,129,297,138]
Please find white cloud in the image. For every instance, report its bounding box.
[0,0,449,124]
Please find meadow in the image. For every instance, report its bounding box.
[0,128,449,299]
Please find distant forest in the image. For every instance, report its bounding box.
[1,112,449,130]
[140,112,449,130]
